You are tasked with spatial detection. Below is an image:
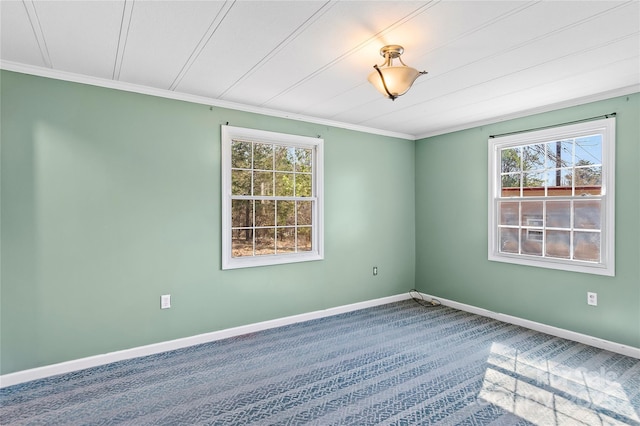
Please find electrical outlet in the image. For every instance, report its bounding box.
[373,266,378,276]
[161,294,171,309]
[587,292,597,306]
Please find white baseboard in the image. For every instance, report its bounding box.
[418,292,640,359]
[2,291,638,388]
[0,293,410,388]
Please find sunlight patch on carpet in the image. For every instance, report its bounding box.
[478,342,639,425]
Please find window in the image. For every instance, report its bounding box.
[488,117,615,276]
[221,126,323,269]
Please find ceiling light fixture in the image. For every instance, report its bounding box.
[368,45,427,101]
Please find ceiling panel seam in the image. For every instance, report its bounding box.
[443,54,640,124]
[401,53,639,135]
[424,0,635,82]
[416,1,538,61]
[259,0,439,107]
[217,0,338,99]
[112,0,135,80]
[168,0,235,91]
[22,0,52,68]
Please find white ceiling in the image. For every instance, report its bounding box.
[2,0,639,139]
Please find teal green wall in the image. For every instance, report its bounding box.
[0,70,416,375]
[415,93,640,348]
[2,69,638,376]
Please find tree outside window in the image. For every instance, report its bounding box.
[221,126,323,270]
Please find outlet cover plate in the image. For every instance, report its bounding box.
[161,294,171,309]
[587,292,597,306]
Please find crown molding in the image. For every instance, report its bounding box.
[4,61,636,143]
[0,61,416,141]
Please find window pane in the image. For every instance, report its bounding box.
[253,143,273,170]
[231,140,252,169]
[296,173,312,197]
[574,231,600,262]
[521,229,542,256]
[499,202,519,226]
[574,200,601,230]
[276,228,296,253]
[255,228,275,255]
[232,228,253,258]
[253,171,273,196]
[575,165,602,195]
[575,135,602,165]
[546,230,570,259]
[255,200,275,227]
[499,228,519,253]
[521,201,543,227]
[275,146,295,171]
[297,201,312,226]
[547,168,572,196]
[546,201,570,228]
[232,170,252,195]
[501,148,521,173]
[232,199,253,228]
[545,140,572,169]
[526,229,543,242]
[276,200,295,226]
[501,174,520,197]
[522,172,544,196]
[297,227,312,251]
[296,148,312,172]
[523,144,545,170]
[275,172,294,197]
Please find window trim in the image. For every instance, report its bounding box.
[488,117,615,276]
[221,125,324,270]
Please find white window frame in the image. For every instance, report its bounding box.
[488,117,615,276]
[221,125,324,270]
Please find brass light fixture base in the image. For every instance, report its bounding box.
[379,45,404,59]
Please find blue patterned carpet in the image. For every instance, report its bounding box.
[1,300,639,425]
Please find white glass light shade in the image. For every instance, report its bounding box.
[367,66,423,99]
